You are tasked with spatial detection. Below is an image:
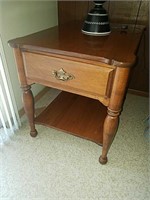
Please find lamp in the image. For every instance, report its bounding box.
[82,0,111,36]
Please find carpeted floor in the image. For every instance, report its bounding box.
[0,88,149,200]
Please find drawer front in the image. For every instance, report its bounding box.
[23,52,114,102]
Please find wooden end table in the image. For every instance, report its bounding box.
[9,22,143,164]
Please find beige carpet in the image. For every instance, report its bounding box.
[0,89,149,200]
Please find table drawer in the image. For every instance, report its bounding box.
[23,52,114,103]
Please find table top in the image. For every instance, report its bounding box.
[9,21,144,66]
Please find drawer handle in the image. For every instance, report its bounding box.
[52,68,75,81]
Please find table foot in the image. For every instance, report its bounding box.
[30,129,38,137]
[99,156,108,165]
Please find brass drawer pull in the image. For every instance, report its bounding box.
[52,68,75,81]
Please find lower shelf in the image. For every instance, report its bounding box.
[35,91,107,145]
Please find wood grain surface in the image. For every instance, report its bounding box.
[35,91,107,145]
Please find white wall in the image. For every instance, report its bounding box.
[0,0,58,110]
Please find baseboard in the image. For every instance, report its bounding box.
[128,89,149,97]
[18,87,50,118]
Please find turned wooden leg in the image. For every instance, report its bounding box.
[99,66,131,164]
[13,48,37,137]
[22,85,37,137]
[99,108,120,164]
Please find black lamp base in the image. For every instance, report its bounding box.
[82,1,111,36]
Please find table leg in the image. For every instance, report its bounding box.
[99,108,120,164]
[13,48,37,137]
[99,66,131,164]
[22,85,37,137]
